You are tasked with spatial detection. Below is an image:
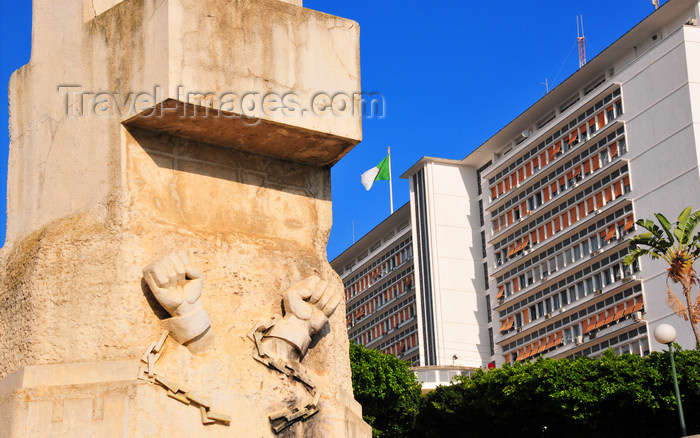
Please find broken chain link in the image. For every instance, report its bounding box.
[137,330,231,426]
[248,319,322,434]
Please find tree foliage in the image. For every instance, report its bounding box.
[349,342,422,438]
[624,206,700,346]
[410,349,700,438]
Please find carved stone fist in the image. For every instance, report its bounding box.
[266,276,340,357]
[143,252,212,345]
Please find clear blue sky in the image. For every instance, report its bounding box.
[0,1,663,259]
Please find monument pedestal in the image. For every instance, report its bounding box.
[0,0,370,436]
[1,361,370,437]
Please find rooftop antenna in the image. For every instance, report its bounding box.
[542,77,549,94]
[652,0,660,10]
[577,15,587,68]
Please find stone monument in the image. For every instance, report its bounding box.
[0,0,371,436]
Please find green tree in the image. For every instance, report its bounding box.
[349,342,422,438]
[623,206,700,347]
[411,350,700,438]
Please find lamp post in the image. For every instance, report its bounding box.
[653,324,687,436]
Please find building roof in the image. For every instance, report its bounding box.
[330,201,410,271]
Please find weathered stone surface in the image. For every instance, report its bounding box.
[5,0,361,246]
[0,0,370,436]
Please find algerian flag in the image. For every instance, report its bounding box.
[361,154,391,191]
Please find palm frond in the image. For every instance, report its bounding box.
[635,219,664,239]
[624,247,663,265]
[684,212,700,254]
[678,206,692,232]
[692,293,700,324]
[680,209,700,247]
[667,288,689,321]
[656,213,677,246]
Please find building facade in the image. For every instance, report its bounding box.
[336,0,700,370]
[402,0,700,367]
[331,204,421,365]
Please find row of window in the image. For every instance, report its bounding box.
[507,330,563,362]
[492,137,626,235]
[494,171,631,269]
[497,213,636,302]
[488,126,626,222]
[346,268,413,314]
[581,295,644,334]
[359,305,416,344]
[344,237,412,297]
[567,325,648,359]
[495,204,634,287]
[507,295,643,363]
[348,293,416,340]
[499,245,639,332]
[505,295,643,363]
[500,258,639,335]
[380,332,419,358]
[488,89,622,202]
[501,284,642,352]
[355,320,417,352]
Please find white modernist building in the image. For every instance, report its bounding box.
[399,0,700,367]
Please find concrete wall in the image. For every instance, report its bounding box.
[411,162,490,368]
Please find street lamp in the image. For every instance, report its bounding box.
[653,324,687,436]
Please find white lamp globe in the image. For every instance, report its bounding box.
[654,323,677,345]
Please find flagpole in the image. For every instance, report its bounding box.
[388,146,394,214]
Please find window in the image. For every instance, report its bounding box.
[556,253,565,270]
[615,264,624,281]
[604,267,614,285]
[560,290,569,306]
[514,207,521,221]
[615,101,623,117]
[530,304,539,320]
[577,282,586,298]
[594,273,603,291]
[527,268,537,286]
[515,313,523,328]
[486,296,492,323]
[572,323,581,337]
[564,328,573,344]
[534,192,543,208]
